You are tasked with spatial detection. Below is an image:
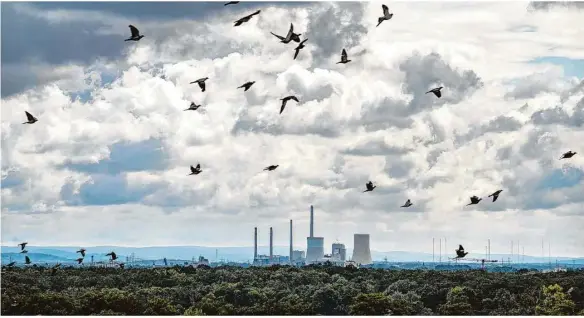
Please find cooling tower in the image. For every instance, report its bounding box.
[269,227,273,261]
[289,220,293,264]
[306,237,324,263]
[352,234,372,265]
[254,227,258,261]
[310,205,314,237]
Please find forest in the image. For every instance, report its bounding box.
[1,265,583,316]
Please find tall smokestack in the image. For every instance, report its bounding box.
[269,227,273,261]
[290,220,293,264]
[254,227,258,261]
[310,205,314,237]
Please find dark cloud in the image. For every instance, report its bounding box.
[59,138,169,175]
[399,52,484,114]
[530,97,584,128]
[456,115,523,144]
[342,139,412,157]
[67,174,160,206]
[305,2,368,68]
[527,1,584,11]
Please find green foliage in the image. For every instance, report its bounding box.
[536,284,576,316]
[349,293,392,315]
[1,267,583,315]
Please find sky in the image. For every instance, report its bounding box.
[1,1,583,257]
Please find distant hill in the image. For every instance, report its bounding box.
[2,245,583,264]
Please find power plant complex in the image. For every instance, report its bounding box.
[253,205,372,267]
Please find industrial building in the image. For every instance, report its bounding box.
[332,243,347,261]
[306,205,324,264]
[352,234,372,265]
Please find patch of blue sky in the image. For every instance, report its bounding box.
[529,56,584,79]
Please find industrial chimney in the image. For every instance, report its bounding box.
[269,227,273,261]
[310,205,314,237]
[289,220,293,264]
[254,227,258,261]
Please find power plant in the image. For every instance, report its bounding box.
[306,205,325,264]
[352,234,372,265]
[252,205,369,267]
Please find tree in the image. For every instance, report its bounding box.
[349,293,392,315]
[439,286,473,315]
[536,284,576,316]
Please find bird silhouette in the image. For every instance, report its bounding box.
[184,102,202,111]
[560,151,577,159]
[125,25,144,41]
[238,81,255,91]
[264,165,279,171]
[6,261,16,267]
[22,111,38,124]
[279,96,299,114]
[466,196,482,206]
[280,24,296,44]
[76,258,84,265]
[426,86,443,98]
[455,245,469,258]
[377,4,394,27]
[401,199,413,207]
[363,181,376,192]
[488,190,503,202]
[106,251,117,261]
[190,77,209,92]
[189,164,202,175]
[76,248,86,257]
[293,39,308,60]
[18,242,27,250]
[337,48,351,64]
[234,10,261,26]
[224,1,239,5]
[24,256,31,265]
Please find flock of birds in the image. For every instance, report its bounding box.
[12,2,579,268]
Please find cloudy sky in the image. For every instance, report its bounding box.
[1,1,583,258]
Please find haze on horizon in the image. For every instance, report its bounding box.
[1,1,583,258]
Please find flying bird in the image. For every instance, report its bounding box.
[293,39,308,60]
[76,258,84,265]
[18,242,27,250]
[24,256,31,265]
[560,151,577,159]
[466,196,482,206]
[6,261,16,268]
[455,245,469,259]
[337,48,351,64]
[238,81,255,91]
[184,102,202,111]
[401,199,413,207]
[280,23,297,44]
[264,165,279,171]
[234,10,261,26]
[426,86,443,98]
[125,25,144,41]
[377,4,394,27]
[363,181,376,192]
[22,111,38,124]
[106,251,117,261]
[224,1,239,5]
[190,77,209,92]
[488,190,503,202]
[189,164,202,175]
[76,248,86,257]
[279,95,299,114]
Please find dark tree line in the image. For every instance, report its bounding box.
[2,265,583,315]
